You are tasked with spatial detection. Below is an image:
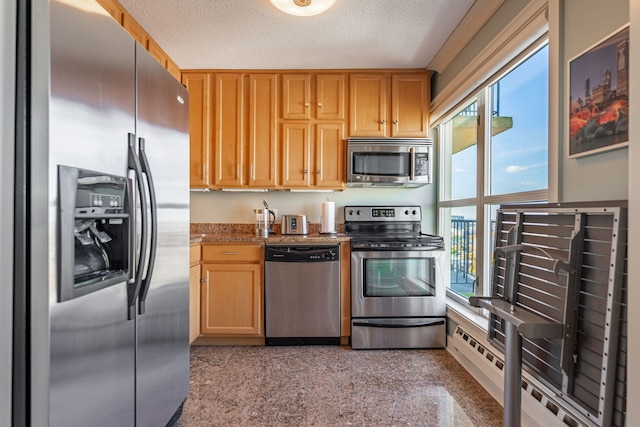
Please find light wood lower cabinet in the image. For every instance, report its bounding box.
[200,244,264,338]
[189,244,201,343]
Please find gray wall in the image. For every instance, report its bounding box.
[431,0,527,97]
[432,0,629,204]
[627,0,639,422]
[559,0,629,202]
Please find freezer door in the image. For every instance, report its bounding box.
[134,45,190,427]
[47,1,136,426]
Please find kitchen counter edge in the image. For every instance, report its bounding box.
[190,233,350,244]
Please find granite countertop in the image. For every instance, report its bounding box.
[190,223,349,244]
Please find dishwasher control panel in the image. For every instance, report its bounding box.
[265,245,339,262]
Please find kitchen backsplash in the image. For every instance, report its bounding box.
[189,186,437,234]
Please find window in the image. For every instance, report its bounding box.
[437,44,549,303]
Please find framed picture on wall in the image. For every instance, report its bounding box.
[568,24,629,159]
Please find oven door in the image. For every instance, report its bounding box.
[351,249,446,318]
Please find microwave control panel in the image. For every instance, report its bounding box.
[414,152,429,176]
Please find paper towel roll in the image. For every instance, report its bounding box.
[320,201,336,233]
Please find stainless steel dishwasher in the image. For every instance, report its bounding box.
[265,244,340,345]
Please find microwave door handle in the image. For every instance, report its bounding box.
[137,137,157,315]
[409,147,415,181]
[126,133,148,320]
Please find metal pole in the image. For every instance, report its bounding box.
[503,319,522,427]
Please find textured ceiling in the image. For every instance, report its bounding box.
[117,0,475,70]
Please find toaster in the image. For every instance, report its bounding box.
[281,214,309,235]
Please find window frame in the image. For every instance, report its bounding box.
[436,39,550,308]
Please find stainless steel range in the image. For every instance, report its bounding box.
[345,205,446,349]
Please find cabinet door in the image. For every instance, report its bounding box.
[391,73,429,137]
[201,264,263,336]
[214,73,244,187]
[349,74,387,137]
[316,74,345,120]
[248,74,278,187]
[282,74,311,120]
[315,123,345,188]
[189,264,201,343]
[281,123,311,187]
[182,72,213,188]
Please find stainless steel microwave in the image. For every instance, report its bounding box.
[346,138,432,187]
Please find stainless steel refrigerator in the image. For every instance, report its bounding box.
[4,0,190,425]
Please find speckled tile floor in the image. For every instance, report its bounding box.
[176,345,503,427]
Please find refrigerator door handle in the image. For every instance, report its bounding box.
[127,132,148,320]
[137,137,158,315]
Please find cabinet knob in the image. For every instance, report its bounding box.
[317,103,322,107]
[304,103,309,107]
[380,120,386,124]
[316,170,321,174]
[393,120,398,124]
[303,169,308,174]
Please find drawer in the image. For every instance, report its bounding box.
[190,244,201,266]
[202,244,262,262]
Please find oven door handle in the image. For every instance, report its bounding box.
[352,319,445,329]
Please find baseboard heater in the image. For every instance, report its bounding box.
[450,325,591,427]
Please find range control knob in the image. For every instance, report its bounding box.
[357,210,362,215]
[404,209,410,216]
[412,209,418,216]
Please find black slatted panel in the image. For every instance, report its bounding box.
[487,202,627,426]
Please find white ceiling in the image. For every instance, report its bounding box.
[117,0,476,70]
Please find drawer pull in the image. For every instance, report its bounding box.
[222,251,240,255]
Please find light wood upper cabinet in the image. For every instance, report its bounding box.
[281,123,311,187]
[349,72,429,137]
[181,69,428,189]
[280,73,346,189]
[248,74,278,187]
[214,73,244,187]
[200,244,263,337]
[122,13,149,49]
[316,74,345,120]
[282,73,345,121]
[391,74,430,137]
[147,39,168,68]
[98,0,182,82]
[96,0,124,24]
[315,123,345,188]
[349,74,387,137]
[182,72,213,188]
[282,74,311,120]
[166,59,181,82]
[281,122,344,189]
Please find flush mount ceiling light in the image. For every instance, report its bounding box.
[269,0,337,17]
